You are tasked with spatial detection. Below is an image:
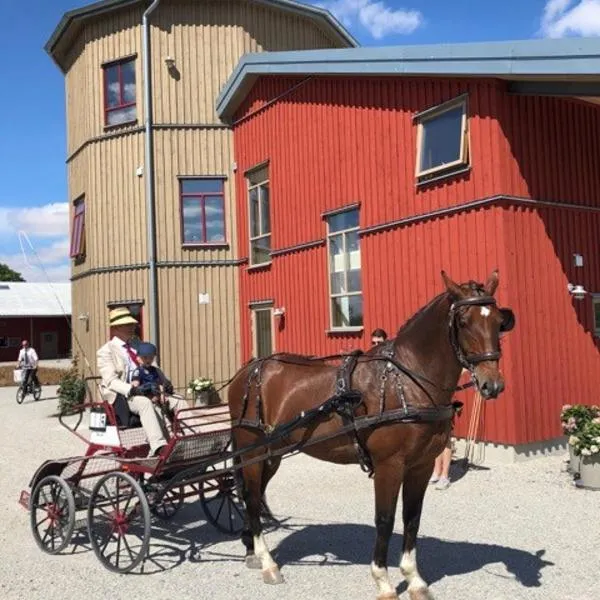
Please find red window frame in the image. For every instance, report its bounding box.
[70,198,86,258]
[103,58,136,126]
[179,178,227,246]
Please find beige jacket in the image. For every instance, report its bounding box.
[96,337,134,404]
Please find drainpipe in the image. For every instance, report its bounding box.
[142,0,161,353]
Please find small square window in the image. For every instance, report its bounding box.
[103,58,136,127]
[415,96,469,180]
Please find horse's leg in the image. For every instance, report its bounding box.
[371,460,404,600]
[241,460,284,584]
[260,457,281,522]
[400,465,435,600]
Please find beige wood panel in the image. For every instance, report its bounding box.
[151,0,342,125]
[157,264,240,393]
[153,128,237,261]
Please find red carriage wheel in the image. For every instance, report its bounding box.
[87,472,151,573]
[30,475,76,554]
[200,463,245,535]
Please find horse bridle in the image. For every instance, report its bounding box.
[448,295,501,374]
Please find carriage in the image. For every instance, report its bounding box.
[19,377,245,573]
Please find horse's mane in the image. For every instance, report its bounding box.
[394,280,487,338]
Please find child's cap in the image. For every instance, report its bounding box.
[137,342,157,357]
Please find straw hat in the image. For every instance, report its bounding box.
[108,307,138,327]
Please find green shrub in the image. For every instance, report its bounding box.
[57,356,87,416]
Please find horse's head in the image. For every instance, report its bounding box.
[442,269,515,399]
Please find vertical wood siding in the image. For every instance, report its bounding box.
[233,75,600,446]
[60,0,347,391]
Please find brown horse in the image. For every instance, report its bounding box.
[227,270,514,600]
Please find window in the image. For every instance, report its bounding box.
[247,165,271,266]
[415,96,469,180]
[70,197,86,259]
[251,302,274,358]
[103,58,136,127]
[326,209,363,329]
[593,296,600,336]
[180,178,226,245]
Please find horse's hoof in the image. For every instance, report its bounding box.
[408,588,434,600]
[262,567,284,585]
[376,593,398,600]
[245,554,262,570]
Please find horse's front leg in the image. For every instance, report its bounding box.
[241,461,284,584]
[400,465,435,600]
[371,460,404,600]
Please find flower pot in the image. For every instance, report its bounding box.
[579,454,600,490]
[194,388,220,407]
[569,445,581,475]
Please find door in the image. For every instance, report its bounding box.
[40,331,58,359]
[251,304,274,359]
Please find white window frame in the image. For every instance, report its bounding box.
[593,295,600,337]
[325,208,363,331]
[250,301,275,358]
[414,95,469,179]
[247,164,271,267]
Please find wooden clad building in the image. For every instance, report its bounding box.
[217,40,600,457]
[46,0,355,390]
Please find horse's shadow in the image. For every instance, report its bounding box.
[272,523,553,592]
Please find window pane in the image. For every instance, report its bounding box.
[328,209,359,233]
[107,106,136,125]
[204,196,226,242]
[105,65,120,108]
[181,179,224,194]
[348,295,363,326]
[251,236,271,264]
[182,197,203,243]
[346,231,361,292]
[332,296,350,328]
[595,301,600,330]
[254,309,272,358]
[121,61,136,103]
[420,105,464,172]
[260,183,270,235]
[249,187,259,238]
[329,235,345,294]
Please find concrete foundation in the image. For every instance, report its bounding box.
[453,435,568,465]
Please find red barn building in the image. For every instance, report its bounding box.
[217,38,600,461]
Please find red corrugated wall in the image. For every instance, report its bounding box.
[232,75,600,446]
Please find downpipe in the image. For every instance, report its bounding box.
[142,0,161,353]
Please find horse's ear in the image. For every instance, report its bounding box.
[484,269,499,296]
[441,270,465,300]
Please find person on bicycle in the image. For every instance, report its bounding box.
[16,340,40,390]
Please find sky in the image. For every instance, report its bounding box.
[0,0,599,282]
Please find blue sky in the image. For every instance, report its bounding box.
[0,0,598,281]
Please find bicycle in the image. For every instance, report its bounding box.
[16,368,42,404]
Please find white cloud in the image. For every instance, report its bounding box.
[0,237,70,283]
[540,0,600,37]
[0,202,68,238]
[319,0,423,39]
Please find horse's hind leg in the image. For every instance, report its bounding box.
[400,466,435,600]
[260,457,281,523]
[240,460,284,584]
[371,460,404,600]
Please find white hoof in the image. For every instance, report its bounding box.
[262,566,284,584]
[408,587,434,600]
[245,554,262,569]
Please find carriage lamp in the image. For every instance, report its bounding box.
[273,307,286,317]
[567,283,587,300]
[165,56,175,69]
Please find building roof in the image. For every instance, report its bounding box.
[0,283,71,317]
[45,0,358,71]
[216,37,600,121]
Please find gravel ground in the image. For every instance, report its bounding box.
[1,386,598,600]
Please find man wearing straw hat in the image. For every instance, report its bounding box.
[97,306,186,457]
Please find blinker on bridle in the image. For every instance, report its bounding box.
[448,295,502,373]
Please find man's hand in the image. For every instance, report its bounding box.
[164,381,174,395]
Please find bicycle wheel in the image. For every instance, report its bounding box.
[16,386,25,404]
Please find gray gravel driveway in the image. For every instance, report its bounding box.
[0,385,598,600]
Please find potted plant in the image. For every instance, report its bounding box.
[560,404,597,474]
[187,376,220,406]
[570,417,600,489]
[57,356,87,416]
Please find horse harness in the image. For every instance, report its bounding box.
[235,294,503,477]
